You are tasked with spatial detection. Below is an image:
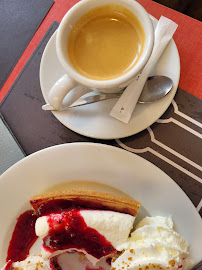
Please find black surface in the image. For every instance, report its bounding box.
[153,0,202,21]
[0,0,54,91]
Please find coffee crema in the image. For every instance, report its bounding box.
[68,4,145,80]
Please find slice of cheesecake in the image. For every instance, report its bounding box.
[30,190,141,264]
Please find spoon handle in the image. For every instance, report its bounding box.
[42,92,122,111]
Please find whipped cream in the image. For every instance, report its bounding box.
[111,216,193,270]
[35,209,135,264]
[2,255,50,270]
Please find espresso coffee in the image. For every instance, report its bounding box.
[68,4,145,80]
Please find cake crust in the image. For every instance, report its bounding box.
[30,190,140,217]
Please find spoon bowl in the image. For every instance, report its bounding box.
[138,76,173,103]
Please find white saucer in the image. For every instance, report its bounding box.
[40,16,180,139]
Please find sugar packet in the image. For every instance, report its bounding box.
[110,16,178,124]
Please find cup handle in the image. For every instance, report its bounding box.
[48,74,90,110]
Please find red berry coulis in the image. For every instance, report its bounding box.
[6,210,37,262]
[43,210,115,259]
[86,267,105,270]
[4,261,13,270]
[6,199,116,265]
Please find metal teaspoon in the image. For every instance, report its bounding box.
[42,76,173,111]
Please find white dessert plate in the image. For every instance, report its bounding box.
[0,143,201,268]
[40,16,180,139]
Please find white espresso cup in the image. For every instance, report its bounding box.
[48,0,154,110]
